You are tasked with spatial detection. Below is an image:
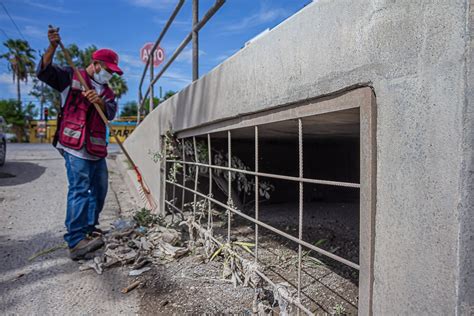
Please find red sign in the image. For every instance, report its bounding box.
[140,43,165,67]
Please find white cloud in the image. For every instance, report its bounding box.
[153,17,191,29]
[0,72,35,99]
[121,53,145,68]
[23,25,44,39]
[125,0,175,10]
[222,6,288,33]
[176,48,205,64]
[23,0,77,14]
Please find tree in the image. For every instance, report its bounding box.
[0,99,37,141]
[163,90,176,100]
[120,101,138,117]
[109,74,128,100]
[0,39,36,109]
[55,44,97,69]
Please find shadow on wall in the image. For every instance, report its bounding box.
[0,162,46,186]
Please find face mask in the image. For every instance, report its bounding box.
[93,66,113,84]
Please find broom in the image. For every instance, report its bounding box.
[49,25,156,210]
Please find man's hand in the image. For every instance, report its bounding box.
[82,90,105,111]
[48,27,60,49]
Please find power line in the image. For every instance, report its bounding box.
[0,27,10,40]
[0,2,26,41]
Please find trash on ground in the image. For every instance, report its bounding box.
[121,280,141,294]
[129,266,151,276]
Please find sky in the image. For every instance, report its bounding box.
[0,0,311,115]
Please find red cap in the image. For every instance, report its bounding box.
[92,49,123,75]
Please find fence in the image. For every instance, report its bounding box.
[161,88,376,314]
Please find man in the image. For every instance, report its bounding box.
[36,28,123,260]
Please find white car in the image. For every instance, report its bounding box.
[0,116,6,166]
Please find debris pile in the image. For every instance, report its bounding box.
[79,209,189,276]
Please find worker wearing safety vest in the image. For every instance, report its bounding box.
[36,27,123,260]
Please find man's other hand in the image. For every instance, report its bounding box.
[82,90,105,108]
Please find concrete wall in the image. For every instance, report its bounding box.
[125,0,473,314]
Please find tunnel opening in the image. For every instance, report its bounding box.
[164,88,375,314]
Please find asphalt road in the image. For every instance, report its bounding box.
[0,143,139,315]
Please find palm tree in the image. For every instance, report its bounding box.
[1,39,36,110]
[109,74,128,100]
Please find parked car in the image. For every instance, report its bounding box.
[0,116,6,166]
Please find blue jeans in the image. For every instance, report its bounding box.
[63,152,108,248]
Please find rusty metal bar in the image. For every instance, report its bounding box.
[297,118,304,312]
[208,133,213,229]
[227,130,232,243]
[181,140,186,208]
[141,0,225,107]
[149,54,154,113]
[193,136,199,216]
[166,179,360,270]
[137,0,184,124]
[192,0,199,81]
[138,0,184,102]
[255,126,259,263]
[167,160,360,188]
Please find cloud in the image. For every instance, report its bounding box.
[153,17,191,29]
[125,0,176,10]
[222,6,288,33]
[121,53,145,68]
[22,0,77,14]
[0,72,35,98]
[23,25,44,39]
[176,48,205,64]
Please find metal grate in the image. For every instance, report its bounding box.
[160,88,376,314]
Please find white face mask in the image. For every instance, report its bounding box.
[93,66,113,84]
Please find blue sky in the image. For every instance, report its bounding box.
[0,0,310,113]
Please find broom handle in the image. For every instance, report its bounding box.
[56,40,138,168]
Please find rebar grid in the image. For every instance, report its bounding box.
[165,179,359,270]
[166,160,359,188]
[254,126,259,263]
[163,120,362,314]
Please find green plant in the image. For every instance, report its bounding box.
[334,303,346,315]
[133,208,161,227]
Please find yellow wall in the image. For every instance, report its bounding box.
[28,118,137,144]
[29,120,57,143]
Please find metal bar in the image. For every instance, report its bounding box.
[208,133,213,229]
[181,139,186,208]
[166,160,360,188]
[166,180,360,270]
[149,54,154,113]
[138,0,185,100]
[297,118,304,312]
[190,221,314,316]
[141,0,225,105]
[227,130,231,243]
[255,126,259,263]
[192,0,199,81]
[162,143,167,215]
[193,136,199,216]
[165,199,185,215]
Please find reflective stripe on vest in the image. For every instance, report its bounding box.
[90,136,106,146]
[63,127,82,139]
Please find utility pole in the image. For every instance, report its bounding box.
[40,82,45,143]
[192,0,199,81]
